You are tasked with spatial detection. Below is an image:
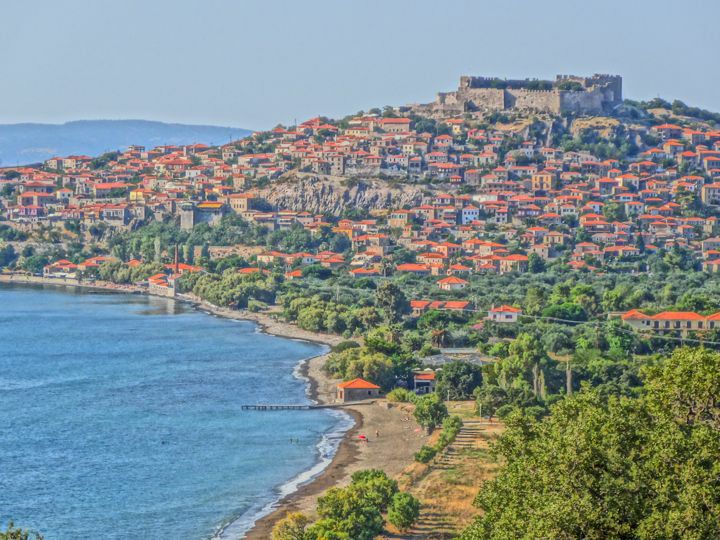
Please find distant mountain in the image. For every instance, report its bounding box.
[0,120,252,166]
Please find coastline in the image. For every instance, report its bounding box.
[0,275,427,538]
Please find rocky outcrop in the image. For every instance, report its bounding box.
[256,175,424,216]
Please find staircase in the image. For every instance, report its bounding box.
[391,420,489,539]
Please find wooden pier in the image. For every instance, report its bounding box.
[241,404,312,411]
[241,400,375,411]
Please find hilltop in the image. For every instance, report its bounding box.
[0,119,251,166]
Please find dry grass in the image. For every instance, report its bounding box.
[382,401,504,540]
[570,116,620,138]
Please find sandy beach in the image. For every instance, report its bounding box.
[1,275,429,538]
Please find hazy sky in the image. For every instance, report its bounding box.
[2,0,718,130]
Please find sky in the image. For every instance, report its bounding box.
[2,0,719,130]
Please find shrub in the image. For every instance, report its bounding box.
[414,445,437,463]
[331,340,360,354]
[387,388,415,403]
[436,415,463,448]
[388,492,421,531]
[271,512,310,540]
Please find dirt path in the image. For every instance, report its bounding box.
[384,418,503,540]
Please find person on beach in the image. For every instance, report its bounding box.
[375,430,380,438]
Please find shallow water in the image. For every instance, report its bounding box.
[0,284,349,539]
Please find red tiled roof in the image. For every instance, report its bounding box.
[337,378,380,390]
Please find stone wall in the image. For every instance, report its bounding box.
[416,74,623,116]
[560,89,605,114]
[507,89,561,113]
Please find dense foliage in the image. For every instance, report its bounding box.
[461,347,720,539]
[271,469,419,539]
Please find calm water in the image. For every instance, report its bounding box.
[0,284,351,539]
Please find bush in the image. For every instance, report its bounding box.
[387,388,415,403]
[271,512,310,540]
[414,445,437,463]
[388,492,421,531]
[436,415,463,447]
[332,340,360,354]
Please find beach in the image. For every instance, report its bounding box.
[0,274,429,538]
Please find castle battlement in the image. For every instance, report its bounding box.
[412,74,622,116]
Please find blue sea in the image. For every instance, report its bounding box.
[0,284,352,539]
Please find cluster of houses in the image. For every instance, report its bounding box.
[4,110,720,295]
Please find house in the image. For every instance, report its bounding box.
[437,276,468,290]
[413,371,437,395]
[621,310,718,334]
[43,259,78,278]
[487,305,522,323]
[336,378,381,402]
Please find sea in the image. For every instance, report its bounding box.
[0,284,353,539]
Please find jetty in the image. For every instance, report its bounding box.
[241,400,375,411]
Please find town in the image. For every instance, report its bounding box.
[3,77,720,325]
[5,72,720,539]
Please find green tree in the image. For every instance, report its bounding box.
[375,281,409,323]
[461,346,720,540]
[0,523,43,540]
[272,512,310,540]
[413,393,448,432]
[527,252,545,273]
[387,492,421,531]
[435,361,483,400]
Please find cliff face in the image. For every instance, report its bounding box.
[256,176,424,216]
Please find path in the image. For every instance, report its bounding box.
[383,420,500,540]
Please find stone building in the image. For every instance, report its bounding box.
[407,74,622,116]
[179,201,228,230]
[336,378,381,402]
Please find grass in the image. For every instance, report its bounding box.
[381,402,505,539]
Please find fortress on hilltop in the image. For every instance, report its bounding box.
[407,74,622,116]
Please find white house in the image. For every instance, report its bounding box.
[487,305,522,323]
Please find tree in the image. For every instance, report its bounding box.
[602,201,626,222]
[435,361,483,400]
[413,393,448,432]
[527,252,545,273]
[475,385,507,418]
[375,281,409,323]
[387,492,421,531]
[0,523,43,540]
[461,346,720,540]
[272,512,310,540]
[315,484,384,540]
[644,346,720,429]
[0,244,17,267]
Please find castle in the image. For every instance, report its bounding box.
[408,74,622,116]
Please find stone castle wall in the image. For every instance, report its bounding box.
[507,89,561,113]
[413,74,623,116]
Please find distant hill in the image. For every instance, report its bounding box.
[0,120,252,166]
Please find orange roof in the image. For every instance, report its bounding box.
[437,276,468,285]
[490,305,521,313]
[621,309,650,320]
[651,311,705,321]
[337,378,380,390]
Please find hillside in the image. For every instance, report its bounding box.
[0,120,251,166]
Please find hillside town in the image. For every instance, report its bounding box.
[3,78,720,306]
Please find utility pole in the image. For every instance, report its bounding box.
[566,358,572,396]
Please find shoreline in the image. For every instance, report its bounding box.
[0,275,372,538]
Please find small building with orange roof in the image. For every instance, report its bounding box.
[336,378,381,402]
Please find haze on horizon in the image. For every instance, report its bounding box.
[2,0,718,131]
